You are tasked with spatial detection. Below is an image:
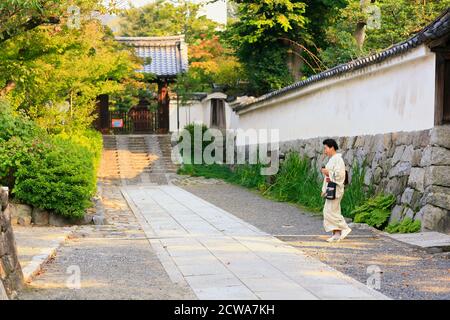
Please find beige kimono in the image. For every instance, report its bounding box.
[322,153,349,232]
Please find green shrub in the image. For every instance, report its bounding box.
[266,153,323,212]
[57,129,103,172]
[352,194,396,229]
[0,100,102,219]
[385,218,421,234]
[341,160,374,218]
[179,123,209,163]
[13,136,97,219]
[0,100,47,189]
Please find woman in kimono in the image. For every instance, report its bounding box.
[320,139,352,242]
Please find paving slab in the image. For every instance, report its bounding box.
[385,232,450,250]
[13,226,74,282]
[122,185,389,300]
[182,183,450,300]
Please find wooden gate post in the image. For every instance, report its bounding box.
[157,80,170,134]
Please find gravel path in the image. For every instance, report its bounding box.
[180,181,450,300]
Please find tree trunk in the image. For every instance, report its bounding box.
[0,80,16,97]
[354,0,371,50]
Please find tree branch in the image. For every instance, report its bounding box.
[0,15,60,44]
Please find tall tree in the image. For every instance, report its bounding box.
[224,0,309,95]
[118,1,220,44]
[0,1,142,133]
[0,0,62,44]
[320,0,450,67]
[223,0,348,95]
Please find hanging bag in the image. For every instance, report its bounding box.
[325,181,337,200]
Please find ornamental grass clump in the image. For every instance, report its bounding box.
[265,152,323,212]
[231,162,269,191]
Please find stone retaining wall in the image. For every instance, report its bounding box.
[278,125,450,232]
[0,187,24,299]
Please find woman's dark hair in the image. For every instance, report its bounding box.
[323,138,339,150]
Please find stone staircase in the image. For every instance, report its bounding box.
[101,134,179,186]
[156,134,179,174]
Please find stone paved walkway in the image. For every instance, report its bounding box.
[18,134,448,300]
[122,184,388,300]
[181,182,450,300]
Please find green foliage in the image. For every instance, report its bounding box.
[320,0,450,67]
[178,163,234,181]
[236,43,294,95]
[0,100,47,189]
[385,217,421,234]
[341,160,374,218]
[0,4,142,133]
[0,0,62,43]
[57,129,103,171]
[14,133,102,219]
[265,152,323,211]
[0,100,102,219]
[231,163,268,191]
[179,123,210,163]
[225,0,308,95]
[118,1,220,44]
[352,194,396,229]
[175,35,246,98]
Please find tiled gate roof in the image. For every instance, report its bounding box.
[116,35,189,77]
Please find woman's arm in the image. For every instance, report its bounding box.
[327,158,345,185]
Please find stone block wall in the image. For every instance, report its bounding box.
[0,187,24,299]
[278,125,450,233]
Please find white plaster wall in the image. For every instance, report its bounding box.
[226,103,240,130]
[169,100,204,132]
[236,45,437,143]
[170,92,240,131]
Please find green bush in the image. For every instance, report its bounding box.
[57,129,103,172]
[0,100,102,219]
[0,100,47,189]
[385,218,421,234]
[179,123,209,163]
[14,136,98,219]
[352,194,396,229]
[265,153,323,211]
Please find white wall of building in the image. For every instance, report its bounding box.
[169,92,239,132]
[236,45,437,144]
[169,100,203,132]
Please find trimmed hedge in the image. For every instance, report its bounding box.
[14,137,97,219]
[0,100,103,219]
